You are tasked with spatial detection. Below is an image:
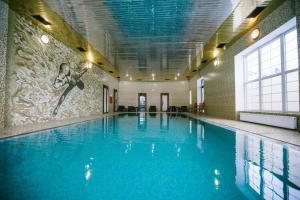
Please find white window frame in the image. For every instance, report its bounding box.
[243,27,298,112]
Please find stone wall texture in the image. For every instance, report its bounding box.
[0,1,9,128]
[190,0,297,120]
[5,13,118,127]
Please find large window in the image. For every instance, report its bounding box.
[244,28,299,112]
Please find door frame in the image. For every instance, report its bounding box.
[103,85,109,114]
[138,93,147,111]
[113,89,118,112]
[160,93,169,112]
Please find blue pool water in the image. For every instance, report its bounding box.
[0,113,300,200]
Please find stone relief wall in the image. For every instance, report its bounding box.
[189,0,296,120]
[5,13,117,127]
[0,1,9,128]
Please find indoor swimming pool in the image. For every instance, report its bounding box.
[0,113,299,200]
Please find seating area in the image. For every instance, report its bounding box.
[116,105,190,113]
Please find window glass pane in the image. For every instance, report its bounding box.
[246,51,259,81]
[286,71,299,112]
[245,81,259,110]
[262,76,282,111]
[260,38,281,77]
[285,29,299,71]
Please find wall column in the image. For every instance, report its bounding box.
[0,1,9,128]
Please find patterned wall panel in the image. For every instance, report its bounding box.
[189,0,296,120]
[0,1,9,128]
[5,12,118,127]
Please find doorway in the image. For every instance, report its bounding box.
[138,93,147,111]
[160,93,169,112]
[113,89,118,112]
[103,85,109,113]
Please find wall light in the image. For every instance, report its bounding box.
[41,35,49,44]
[130,77,132,81]
[152,77,155,81]
[126,73,129,77]
[213,49,218,58]
[152,73,155,77]
[87,52,93,62]
[87,62,93,69]
[174,77,177,80]
[214,58,220,67]
[251,28,260,40]
[177,73,180,76]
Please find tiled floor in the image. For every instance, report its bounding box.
[1,112,300,147]
[188,113,300,147]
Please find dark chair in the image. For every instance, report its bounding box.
[117,105,126,112]
[149,106,157,112]
[180,106,188,112]
[167,106,177,112]
[128,106,136,112]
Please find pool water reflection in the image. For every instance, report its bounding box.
[0,113,299,200]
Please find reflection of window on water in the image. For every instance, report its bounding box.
[236,134,300,199]
[138,112,147,129]
[197,122,205,151]
[139,95,146,111]
[160,114,169,130]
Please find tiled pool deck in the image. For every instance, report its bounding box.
[1,112,299,146]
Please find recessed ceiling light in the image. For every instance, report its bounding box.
[41,35,49,44]
[152,73,155,77]
[177,73,180,76]
[126,73,129,77]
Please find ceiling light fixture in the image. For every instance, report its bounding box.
[251,28,260,40]
[41,35,49,44]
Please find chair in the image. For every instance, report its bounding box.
[117,105,126,112]
[167,106,177,112]
[149,106,157,112]
[180,106,188,112]
[128,106,136,112]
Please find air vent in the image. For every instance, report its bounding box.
[116,76,120,79]
[137,79,142,81]
[97,62,103,65]
[109,71,113,73]
[165,78,170,81]
[32,15,51,25]
[192,69,197,72]
[216,43,226,48]
[77,47,86,52]
[247,6,266,18]
[201,60,207,64]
